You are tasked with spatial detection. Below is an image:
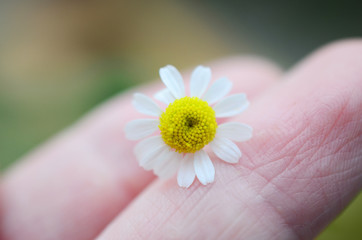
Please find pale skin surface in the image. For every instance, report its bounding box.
[1,39,361,240]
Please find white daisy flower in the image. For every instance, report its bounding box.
[125,65,252,188]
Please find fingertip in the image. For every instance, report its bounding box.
[288,38,362,84]
[313,38,362,57]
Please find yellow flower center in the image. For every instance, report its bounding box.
[159,96,217,153]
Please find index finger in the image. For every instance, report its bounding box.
[97,40,362,240]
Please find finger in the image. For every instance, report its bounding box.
[97,40,362,240]
[0,57,282,240]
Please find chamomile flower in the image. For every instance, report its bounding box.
[125,65,252,188]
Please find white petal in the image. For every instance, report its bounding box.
[202,77,232,104]
[213,93,249,118]
[132,93,162,116]
[124,119,159,140]
[154,149,181,179]
[159,65,185,99]
[140,146,169,171]
[217,122,253,142]
[194,150,215,185]
[177,153,196,188]
[190,65,211,97]
[210,137,241,164]
[134,136,166,169]
[154,88,176,105]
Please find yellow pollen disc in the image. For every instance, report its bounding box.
[159,96,217,153]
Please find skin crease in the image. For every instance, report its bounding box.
[1,39,362,240]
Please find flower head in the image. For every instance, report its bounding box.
[125,65,252,188]
[159,96,217,153]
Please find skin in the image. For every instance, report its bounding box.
[0,39,361,240]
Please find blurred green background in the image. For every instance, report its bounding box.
[0,0,361,239]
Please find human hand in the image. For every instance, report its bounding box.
[1,40,361,240]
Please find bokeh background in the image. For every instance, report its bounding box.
[0,0,361,239]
